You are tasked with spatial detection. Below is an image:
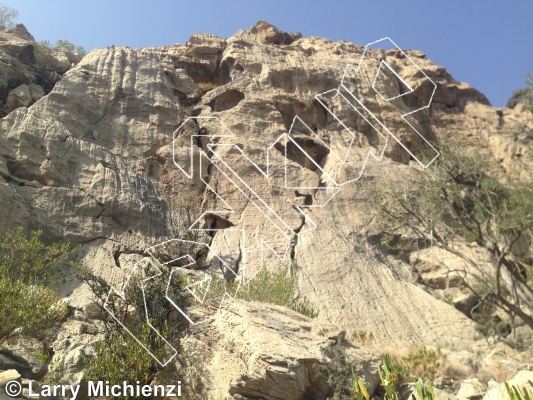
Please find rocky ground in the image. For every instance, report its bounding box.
[0,21,532,399]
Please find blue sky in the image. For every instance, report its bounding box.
[10,1,533,107]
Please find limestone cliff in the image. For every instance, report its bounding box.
[0,21,532,399]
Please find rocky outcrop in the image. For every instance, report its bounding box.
[0,24,80,116]
[174,300,381,399]
[232,21,303,45]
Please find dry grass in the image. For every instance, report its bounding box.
[351,330,374,347]
[379,345,410,359]
[198,81,216,92]
[440,359,473,380]
[477,365,514,384]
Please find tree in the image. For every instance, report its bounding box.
[376,145,533,331]
[0,227,75,343]
[0,4,18,29]
[507,74,533,111]
[55,39,87,57]
[35,39,87,93]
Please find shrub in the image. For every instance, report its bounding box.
[83,327,161,387]
[0,227,75,343]
[507,74,533,111]
[398,347,445,384]
[376,143,533,331]
[317,344,357,400]
[55,39,87,57]
[76,261,190,387]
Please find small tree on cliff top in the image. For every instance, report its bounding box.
[0,4,18,29]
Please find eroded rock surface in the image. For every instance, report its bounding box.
[175,300,381,400]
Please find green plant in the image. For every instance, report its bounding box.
[316,344,356,400]
[442,293,454,305]
[377,143,533,331]
[0,4,18,28]
[34,348,53,365]
[55,39,87,57]
[76,260,190,389]
[0,227,75,343]
[43,357,64,385]
[349,354,441,400]
[379,354,400,400]
[413,378,436,400]
[35,39,87,92]
[402,347,445,383]
[351,366,371,400]
[473,313,511,343]
[292,296,319,318]
[208,267,318,318]
[385,354,411,387]
[507,74,533,111]
[83,327,161,389]
[506,380,533,400]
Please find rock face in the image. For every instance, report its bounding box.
[0,24,80,117]
[0,20,532,398]
[175,300,381,399]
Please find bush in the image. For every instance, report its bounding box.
[83,327,161,387]
[317,344,357,400]
[76,260,190,386]
[35,39,87,92]
[377,143,533,331]
[507,74,533,111]
[0,227,75,343]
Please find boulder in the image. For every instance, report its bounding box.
[0,369,21,386]
[483,370,533,400]
[456,378,485,400]
[0,336,47,380]
[28,83,44,102]
[48,319,103,386]
[3,84,32,114]
[51,49,71,74]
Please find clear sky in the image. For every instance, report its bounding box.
[9,1,533,108]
